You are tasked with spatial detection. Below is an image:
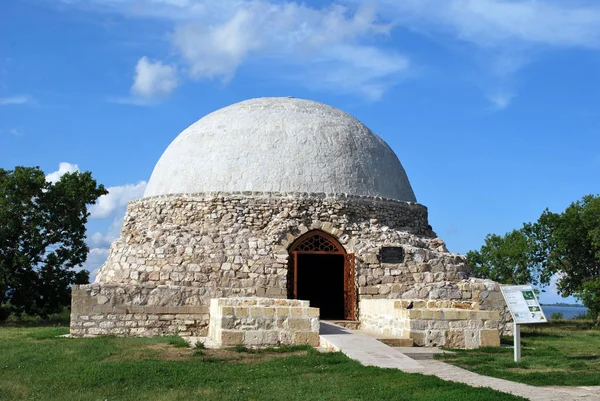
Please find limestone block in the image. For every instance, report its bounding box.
[288,319,311,331]
[293,332,320,347]
[276,307,291,317]
[250,307,264,317]
[480,329,500,347]
[425,330,445,347]
[409,331,426,346]
[445,331,465,348]
[220,330,244,346]
[306,308,319,318]
[464,330,479,349]
[234,307,249,317]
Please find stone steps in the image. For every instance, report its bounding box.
[401,352,436,360]
[377,338,414,347]
[325,320,361,330]
[392,346,452,360]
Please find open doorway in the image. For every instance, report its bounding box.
[288,230,356,320]
[296,253,344,319]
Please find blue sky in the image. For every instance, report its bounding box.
[1,0,599,304]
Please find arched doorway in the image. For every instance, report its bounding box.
[288,230,356,320]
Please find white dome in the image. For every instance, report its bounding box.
[144,97,417,202]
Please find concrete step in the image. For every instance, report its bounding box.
[325,320,361,330]
[393,346,453,360]
[377,338,414,347]
[402,352,436,360]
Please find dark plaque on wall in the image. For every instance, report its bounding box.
[380,247,405,264]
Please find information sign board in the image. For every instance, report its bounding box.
[500,285,547,324]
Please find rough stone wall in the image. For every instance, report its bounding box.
[208,298,320,347]
[70,284,209,337]
[95,192,471,302]
[73,192,509,339]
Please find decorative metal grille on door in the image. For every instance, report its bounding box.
[292,232,342,253]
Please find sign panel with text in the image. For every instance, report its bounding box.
[500,285,547,324]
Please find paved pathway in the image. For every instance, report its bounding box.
[319,322,600,401]
[319,321,423,372]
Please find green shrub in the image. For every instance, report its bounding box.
[167,336,189,348]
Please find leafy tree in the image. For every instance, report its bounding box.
[578,279,600,321]
[534,195,600,321]
[0,166,107,319]
[466,229,545,285]
[467,194,600,322]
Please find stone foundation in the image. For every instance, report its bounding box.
[359,299,500,348]
[208,298,320,347]
[70,284,209,337]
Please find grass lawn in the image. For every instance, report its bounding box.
[438,320,600,386]
[0,325,525,401]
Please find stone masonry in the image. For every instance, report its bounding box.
[70,284,209,337]
[359,299,500,348]
[208,298,320,347]
[71,192,510,345]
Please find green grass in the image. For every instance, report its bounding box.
[0,326,524,401]
[438,320,600,386]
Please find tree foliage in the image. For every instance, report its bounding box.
[0,166,107,319]
[466,229,543,285]
[467,194,600,321]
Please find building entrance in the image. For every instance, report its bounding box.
[288,230,355,320]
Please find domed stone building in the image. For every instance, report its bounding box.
[71,97,507,348]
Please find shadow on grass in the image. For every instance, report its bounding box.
[520,331,564,339]
[568,355,599,361]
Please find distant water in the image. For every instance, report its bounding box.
[541,305,589,319]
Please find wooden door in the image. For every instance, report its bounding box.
[343,253,356,320]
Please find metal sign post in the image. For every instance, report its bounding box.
[513,322,521,362]
[500,285,547,363]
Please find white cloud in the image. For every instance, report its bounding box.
[85,217,122,281]
[70,1,407,99]
[131,56,179,99]
[537,273,580,305]
[45,162,80,184]
[84,247,110,282]
[0,95,33,106]
[168,2,406,98]
[88,218,124,249]
[0,128,22,136]
[487,90,515,111]
[83,180,147,281]
[89,181,147,219]
[85,181,148,280]
[59,0,600,103]
[360,0,600,106]
[374,0,600,49]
